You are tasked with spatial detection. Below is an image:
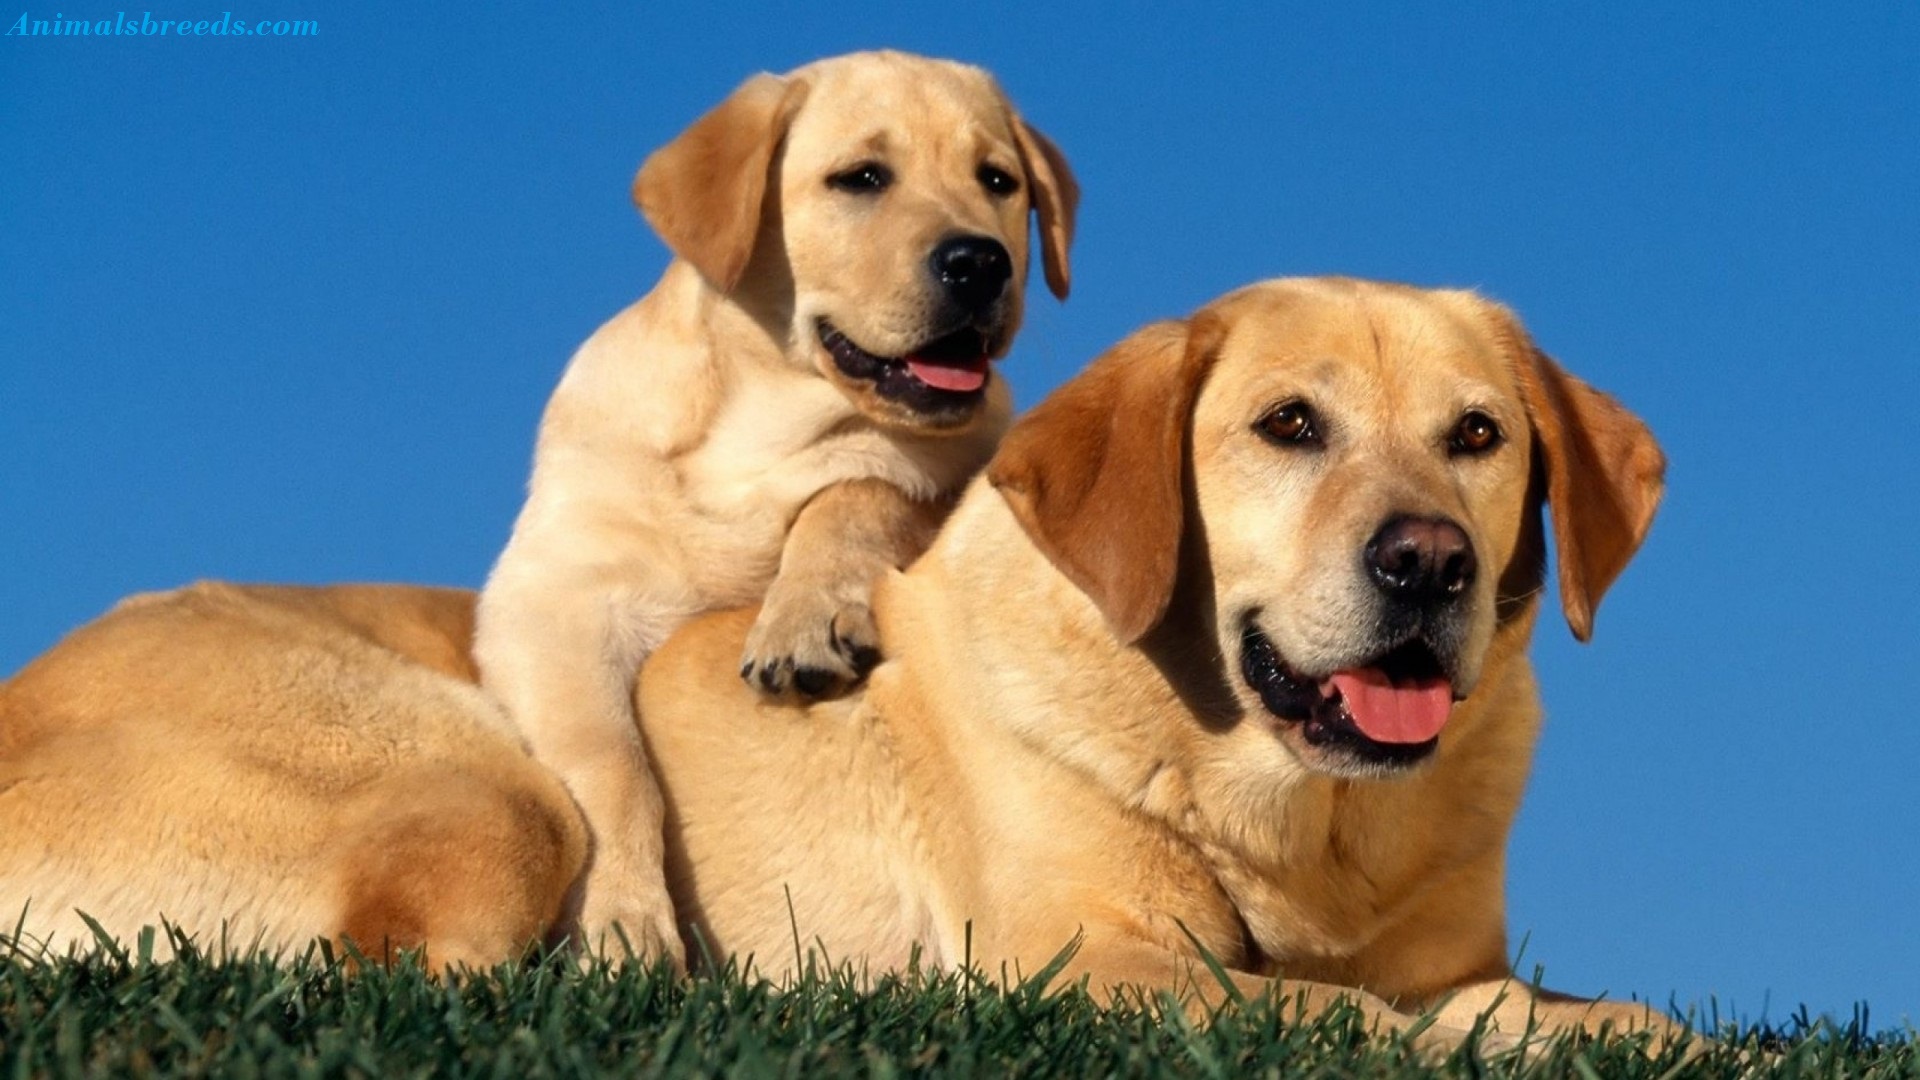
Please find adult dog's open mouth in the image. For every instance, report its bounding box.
[1239,621,1456,772]
[819,320,994,414]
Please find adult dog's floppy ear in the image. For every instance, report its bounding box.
[989,315,1224,643]
[1485,302,1666,641]
[634,73,808,293]
[1011,118,1078,301]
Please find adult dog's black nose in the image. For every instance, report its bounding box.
[1365,516,1477,604]
[929,235,1012,314]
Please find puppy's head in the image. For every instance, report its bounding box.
[634,50,1077,434]
[991,278,1665,779]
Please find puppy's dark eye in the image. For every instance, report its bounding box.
[1450,411,1503,456]
[978,164,1020,197]
[827,162,892,194]
[1257,401,1322,447]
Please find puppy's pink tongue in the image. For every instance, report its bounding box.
[905,355,988,392]
[1328,669,1452,744]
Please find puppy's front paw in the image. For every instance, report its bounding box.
[575,867,685,973]
[740,589,881,700]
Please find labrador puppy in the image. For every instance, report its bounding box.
[473,50,1075,966]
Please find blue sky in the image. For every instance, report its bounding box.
[4,0,1916,1026]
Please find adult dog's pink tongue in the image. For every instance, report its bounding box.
[1328,669,1452,744]
[905,355,989,392]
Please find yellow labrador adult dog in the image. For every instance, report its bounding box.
[0,279,1667,1047]
[474,50,1075,965]
[637,277,1669,1040]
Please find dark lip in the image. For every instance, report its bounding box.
[1238,620,1449,772]
[817,319,994,416]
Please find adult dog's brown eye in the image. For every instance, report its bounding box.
[1450,411,1502,455]
[827,162,892,193]
[978,164,1020,197]
[1257,401,1321,446]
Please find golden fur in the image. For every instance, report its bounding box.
[635,277,1669,1045]
[472,50,1075,965]
[0,583,582,968]
[1,279,1671,1052]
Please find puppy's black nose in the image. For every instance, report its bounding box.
[929,235,1012,314]
[1365,516,1477,604]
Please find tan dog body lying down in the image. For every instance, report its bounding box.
[637,277,1668,1039]
[0,279,1668,1046]
[0,583,577,967]
[474,51,1074,962]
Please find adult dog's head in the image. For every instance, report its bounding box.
[634,50,1076,434]
[991,279,1665,779]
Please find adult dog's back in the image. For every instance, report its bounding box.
[1,582,580,967]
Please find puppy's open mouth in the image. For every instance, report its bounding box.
[819,320,994,408]
[1239,621,1456,772]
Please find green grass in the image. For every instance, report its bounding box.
[0,927,1911,1078]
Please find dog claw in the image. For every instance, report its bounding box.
[828,610,882,677]
[791,666,835,698]
[838,643,881,678]
[743,597,884,701]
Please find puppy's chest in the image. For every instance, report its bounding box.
[675,380,940,522]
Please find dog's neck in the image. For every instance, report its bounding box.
[880,477,1547,976]
[539,261,830,464]
[668,259,800,374]
[881,481,1200,793]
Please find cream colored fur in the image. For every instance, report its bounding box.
[0,583,582,967]
[473,50,1074,965]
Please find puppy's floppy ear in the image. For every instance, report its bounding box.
[633,73,808,293]
[989,315,1224,643]
[1011,118,1078,301]
[1486,302,1666,641]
